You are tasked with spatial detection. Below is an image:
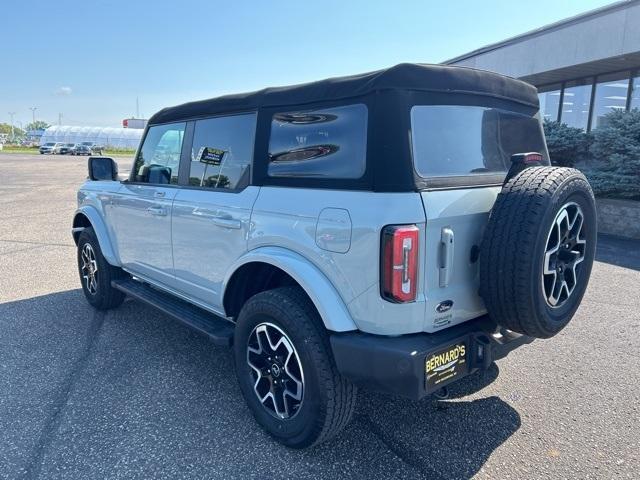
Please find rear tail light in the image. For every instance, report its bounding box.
[381,225,419,303]
[510,151,543,165]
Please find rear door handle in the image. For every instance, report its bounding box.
[210,215,242,230]
[192,208,242,229]
[439,227,454,287]
[147,206,167,216]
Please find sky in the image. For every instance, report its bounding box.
[1,0,617,128]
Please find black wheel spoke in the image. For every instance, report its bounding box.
[542,202,586,307]
[246,323,304,420]
[81,243,99,295]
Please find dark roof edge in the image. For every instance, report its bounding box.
[442,0,640,65]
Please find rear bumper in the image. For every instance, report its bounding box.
[330,316,533,400]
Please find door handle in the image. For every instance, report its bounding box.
[439,227,454,287]
[210,215,242,230]
[154,191,166,198]
[147,206,167,216]
[191,208,242,229]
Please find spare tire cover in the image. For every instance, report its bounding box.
[479,166,597,339]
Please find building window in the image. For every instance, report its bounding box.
[538,84,562,122]
[631,74,640,110]
[560,79,593,130]
[590,73,630,129]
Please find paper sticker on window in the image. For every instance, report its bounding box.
[198,146,226,165]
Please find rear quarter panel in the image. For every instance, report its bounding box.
[249,187,427,334]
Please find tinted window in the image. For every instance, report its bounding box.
[591,73,630,130]
[132,122,185,184]
[268,104,367,179]
[632,74,640,110]
[411,105,548,178]
[188,114,256,190]
[537,84,561,122]
[560,79,593,130]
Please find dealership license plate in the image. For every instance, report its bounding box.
[425,341,469,391]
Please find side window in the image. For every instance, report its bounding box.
[132,122,186,184]
[189,113,257,190]
[268,104,367,179]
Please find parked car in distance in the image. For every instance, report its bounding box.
[80,142,104,155]
[73,144,92,155]
[71,63,597,449]
[39,142,63,154]
[59,143,77,155]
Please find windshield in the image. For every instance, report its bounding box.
[82,142,93,146]
[44,143,55,146]
[411,105,549,178]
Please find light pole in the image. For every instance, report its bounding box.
[8,112,16,141]
[29,107,37,126]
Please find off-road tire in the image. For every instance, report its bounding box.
[234,286,357,448]
[77,227,126,310]
[480,167,596,339]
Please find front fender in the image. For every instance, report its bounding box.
[223,246,358,332]
[72,206,120,266]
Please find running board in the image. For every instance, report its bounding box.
[111,278,234,346]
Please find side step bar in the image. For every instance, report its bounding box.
[111,278,234,346]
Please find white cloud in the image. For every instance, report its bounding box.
[55,86,73,96]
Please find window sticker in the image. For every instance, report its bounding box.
[197,146,226,166]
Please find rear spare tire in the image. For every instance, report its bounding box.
[480,167,596,339]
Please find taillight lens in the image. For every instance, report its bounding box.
[381,225,419,303]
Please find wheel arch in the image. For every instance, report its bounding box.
[72,207,120,266]
[223,247,358,332]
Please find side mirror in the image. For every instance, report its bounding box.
[88,157,118,181]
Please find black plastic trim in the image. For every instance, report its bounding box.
[112,278,234,346]
[330,316,533,400]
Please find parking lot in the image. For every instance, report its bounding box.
[1,152,638,479]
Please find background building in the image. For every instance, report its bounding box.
[444,0,640,131]
[122,118,148,129]
[40,125,143,149]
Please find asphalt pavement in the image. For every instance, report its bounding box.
[0,153,638,479]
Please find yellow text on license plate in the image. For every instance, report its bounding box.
[425,343,467,387]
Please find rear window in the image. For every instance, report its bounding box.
[268,104,367,179]
[411,105,548,178]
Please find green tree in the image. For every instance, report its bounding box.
[585,109,640,200]
[542,119,590,168]
[25,120,50,132]
[0,123,26,141]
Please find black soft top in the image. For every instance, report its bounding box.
[148,63,538,125]
[147,63,541,192]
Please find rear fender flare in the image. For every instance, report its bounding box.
[223,246,358,332]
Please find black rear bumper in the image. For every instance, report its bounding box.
[330,316,533,400]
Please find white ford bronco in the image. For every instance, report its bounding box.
[72,63,596,448]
